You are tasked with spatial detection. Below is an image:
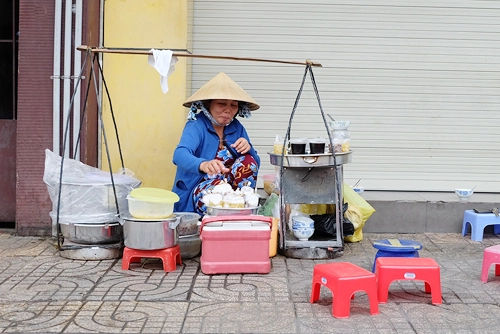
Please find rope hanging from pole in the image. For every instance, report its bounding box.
[56,50,127,251]
[278,65,344,251]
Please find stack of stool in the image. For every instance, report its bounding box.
[371,239,423,272]
[122,244,182,272]
[310,262,379,319]
[462,210,500,242]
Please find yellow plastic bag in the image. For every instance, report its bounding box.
[344,203,364,243]
[298,204,332,215]
[343,183,376,243]
[343,183,375,224]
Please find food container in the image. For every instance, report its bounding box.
[127,187,180,219]
[269,218,279,257]
[175,212,201,236]
[200,215,272,274]
[59,221,123,244]
[121,214,180,250]
[206,206,260,216]
[263,174,279,195]
[179,233,201,259]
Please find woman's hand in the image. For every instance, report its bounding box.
[199,159,229,176]
[232,137,251,155]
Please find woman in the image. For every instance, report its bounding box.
[172,72,260,214]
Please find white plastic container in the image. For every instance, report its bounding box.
[127,188,179,219]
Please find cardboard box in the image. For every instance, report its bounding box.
[200,215,272,274]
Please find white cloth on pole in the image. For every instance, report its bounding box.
[148,49,178,93]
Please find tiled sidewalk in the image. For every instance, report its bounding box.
[1,230,500,333]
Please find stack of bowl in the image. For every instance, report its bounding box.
[291,215,315,241]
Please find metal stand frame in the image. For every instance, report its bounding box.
[276,65,349,259]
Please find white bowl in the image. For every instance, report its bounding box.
[291,215,315,229]
[293,227,315,241]
[455,189,473,201]
[329,121,351,130]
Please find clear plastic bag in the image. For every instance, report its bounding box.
[43,149,142,224]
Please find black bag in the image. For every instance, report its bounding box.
[311,203,353,238]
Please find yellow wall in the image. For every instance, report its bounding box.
[102,0,189,189]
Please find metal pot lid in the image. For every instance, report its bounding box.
[119,213,177,222]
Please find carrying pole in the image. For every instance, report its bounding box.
[77,45,322,67]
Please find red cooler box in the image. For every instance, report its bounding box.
[200,215,272,274]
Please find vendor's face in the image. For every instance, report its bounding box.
[209,99,239,126]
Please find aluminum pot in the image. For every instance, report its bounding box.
[175,212,201,236]
[59,222,123,244]
[121,215,180,250]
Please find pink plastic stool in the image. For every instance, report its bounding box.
[375,257,442,304]
[481,244,500,282]
[310,262,379,319]
[122,245,182,272]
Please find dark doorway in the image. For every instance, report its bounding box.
[0,0,18,226]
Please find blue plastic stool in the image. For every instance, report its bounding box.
[371,239,423,272]
[462,210,500,242]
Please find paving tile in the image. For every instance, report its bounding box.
[1,232,500,333]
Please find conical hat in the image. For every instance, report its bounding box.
[183,72,259,111]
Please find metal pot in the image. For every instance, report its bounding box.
[121,215,180,250]
[175,212,201,236]
[59,222,123,244]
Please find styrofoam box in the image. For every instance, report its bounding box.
[200,215,272,274]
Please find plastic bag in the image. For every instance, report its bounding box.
[343,182,375,224]
[43,149,142,224]
[298,204,332,215]
[258,193,279,217]
[273,135,285,154]
[310,203,351,238]
[343,183,375,243]
[344,203,365,243]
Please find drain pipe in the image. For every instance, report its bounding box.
[97,0,105,169]
[52,0,62,156]
[62,0,72,158]
[72,0,83,160]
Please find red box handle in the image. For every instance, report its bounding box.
[200,215,272,234]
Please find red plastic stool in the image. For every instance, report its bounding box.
[122,245,182,272]
[375,257,441,304]
[481,244,500,282]
[310,262,379,319]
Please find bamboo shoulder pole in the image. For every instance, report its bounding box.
[77,45,322,67]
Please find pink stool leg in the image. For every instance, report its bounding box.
[481,254,492,283]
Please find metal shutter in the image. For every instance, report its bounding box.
[190,0,500,192]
